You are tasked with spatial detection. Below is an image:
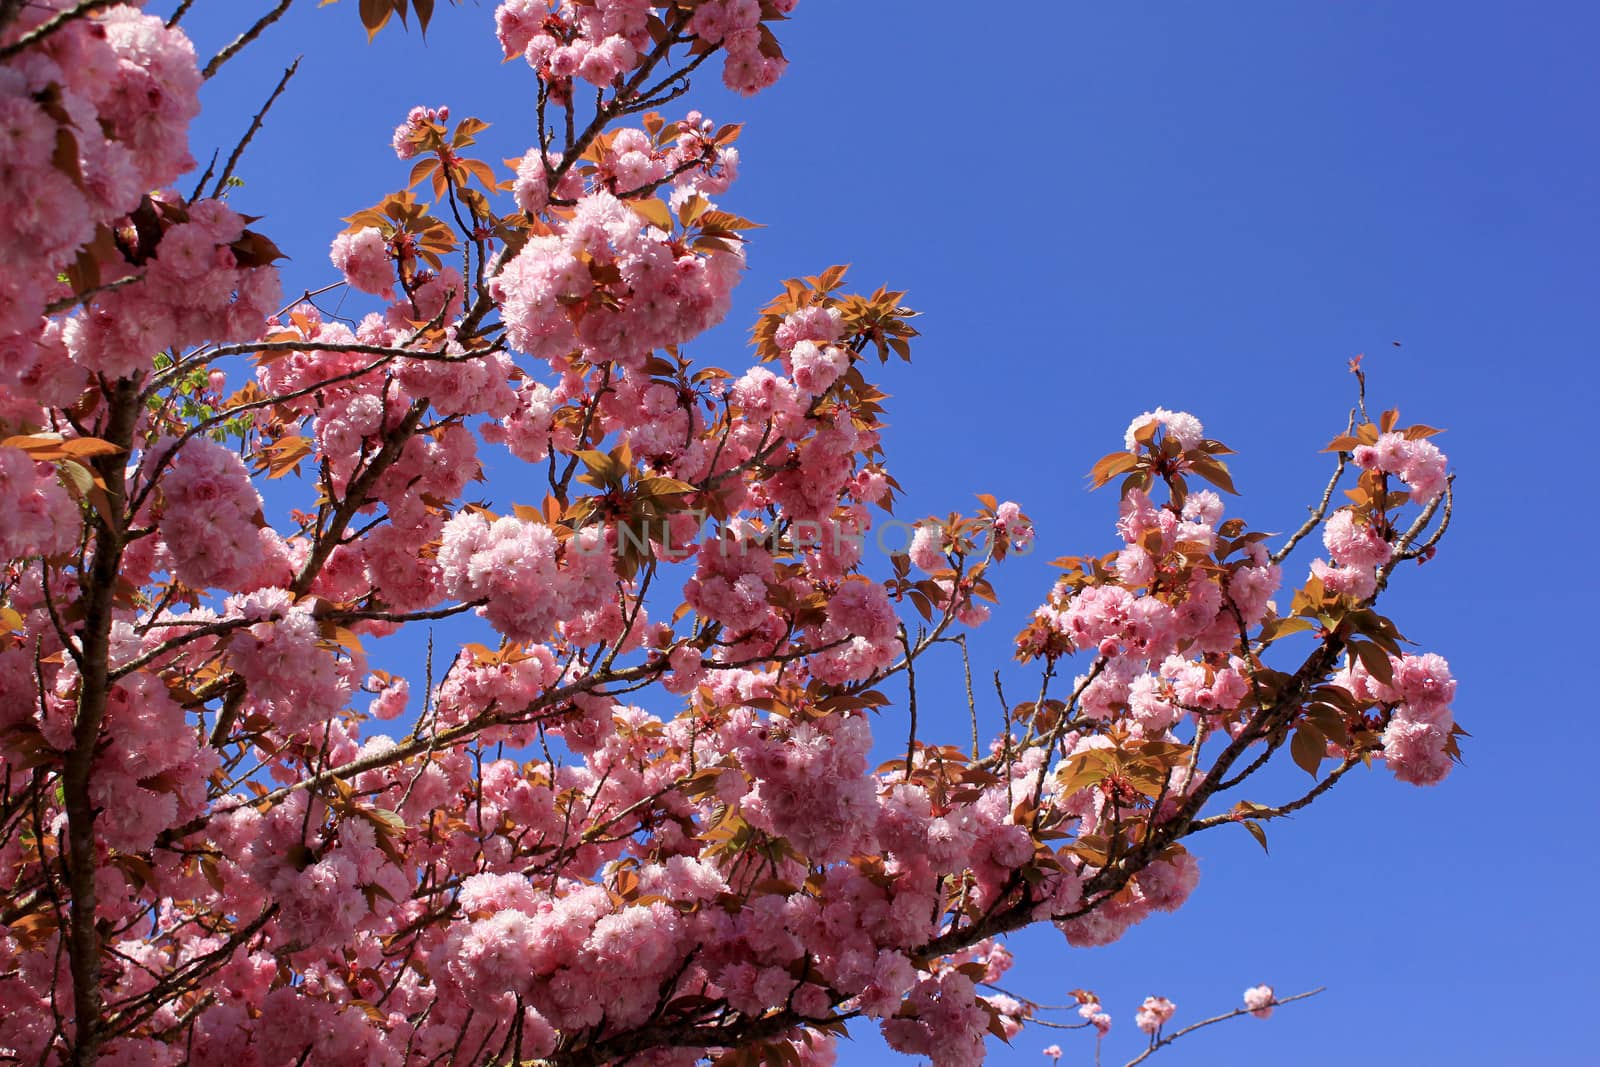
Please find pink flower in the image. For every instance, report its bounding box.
[1352,432,1449,503]
[514,148,554,214]
[828,577,896,644]
[368,676,409,721]
[1124,407,1204,452]
[330,227,393,295]
[788,339,849,395]
[392,104,446,159]
[1244,984,1275,1018]
[158,437,266,591]
[496,1,552,59]
[1323,509,1392,569]
[1310,558,1378,601]
[1381,717,1453,786]
[0,447,79,560]
[909,523,946,572]
[775,305,843,350]
[1136,995,1176,1034]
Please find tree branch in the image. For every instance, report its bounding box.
[0,0,120,62]
[209,56,301,199]
[1122,987,1324,1066]
[202,0,295,80]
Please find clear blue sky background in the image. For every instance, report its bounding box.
[154,2,1596,1064]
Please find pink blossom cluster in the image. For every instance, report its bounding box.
[391,103,448,159]
[685,0,795,95]
[0,446,79,560]
[595,372,697,466]
[1244,984,1276,1018]
[329,226,394,295]
[1353,431,1448,502]
[880,971,991,1067]
[1078,997,1113,1035]
[157,437,266,590]
[495,0,794,99]
[0,2,1463,1062]
[0,319,82,431]
[491,189,743,371]
[0,5,199,343]
[805,576,900,685]
[92,672,214,853]
[439,510,615,642]
[684,529,779,636]
[1311,506,1394,599]
[496,1,650,97]
[1124,407,1205,452]
[1135,994,1176,1034]
[434,884,705,1043]
[1054,845,1200,948]
[667,110,742,198]
[1343,650,1458,785]
[226,589,358,737]
[723,709,878,862]
[64,198,280,381]
[1021,482,1279,732]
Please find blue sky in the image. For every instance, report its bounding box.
[158,1,1597,1063]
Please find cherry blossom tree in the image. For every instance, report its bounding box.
[0,2,1460,1065]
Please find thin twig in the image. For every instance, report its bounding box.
[958,633,979,760]
[211,57,301,199]
[166,0,200,28]
[1122,987,1325,1066]
[1394,476,1454,561]
[1193,754,1365,833]
[1271,450,1349,565]
[900,626,918,777]
[43,273,144,316]
[202,0,294,80]
[1372,476,1451,597]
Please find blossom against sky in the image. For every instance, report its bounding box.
[166,2,1597,1062]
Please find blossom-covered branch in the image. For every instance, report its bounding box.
[0,3,1459,1065]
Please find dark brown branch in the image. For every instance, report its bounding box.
[111,599,484,681]
[165,0,199,28]
[61,378,142,1066]
[899,625,918,777]
[0,0,120,61]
